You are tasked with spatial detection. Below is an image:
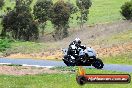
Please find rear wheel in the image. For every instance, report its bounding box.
[92,58,104,69]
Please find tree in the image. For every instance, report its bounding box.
[66,1,78,14]
[1,0,39,41]
[50,0,71,40]
[65,1,78,21]
[33,0,53,36]
[76,0,92,29]
[0,0,4,9]
[121,1,132,21]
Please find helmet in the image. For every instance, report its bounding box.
[75,38,81,45]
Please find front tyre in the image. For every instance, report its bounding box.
[92,58,104,69]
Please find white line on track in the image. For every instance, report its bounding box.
[0,63,54,68]
[0,63,12,65]
[22,64,54,68]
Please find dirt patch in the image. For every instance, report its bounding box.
[96,42,132,57]
[5,50,62,60]
[5,42,132,59]
[0,66,69,76]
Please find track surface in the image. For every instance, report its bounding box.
[0,58,132,72]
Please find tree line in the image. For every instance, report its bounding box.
[0,0,131,41]
[0,0,92,41]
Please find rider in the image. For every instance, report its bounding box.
[67,38,86,61]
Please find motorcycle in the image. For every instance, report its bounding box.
[62,46,104,69]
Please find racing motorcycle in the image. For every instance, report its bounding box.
[62,46,104,69]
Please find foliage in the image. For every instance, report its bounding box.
[50,0,71,40]
[1,0,39,41]
[50,1,70,30]
[76,0,92,28]
[76,0,92,10]
[0,0,4,9]
[33,0,53,36]
[66,1,78,14]
[121,1,132,20]
[33,0,53,23]
[16,0,33,6]
[0,38,13,52]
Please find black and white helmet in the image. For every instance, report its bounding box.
[75,38,81,45]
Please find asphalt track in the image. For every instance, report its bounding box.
[0,58,132,72]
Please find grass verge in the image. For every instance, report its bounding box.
[0,68,131,88]
[103,52,132,65]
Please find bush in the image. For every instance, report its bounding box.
[121,1,132,20]
[0,39,13,52]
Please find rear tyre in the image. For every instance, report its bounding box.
[92,58,104,69]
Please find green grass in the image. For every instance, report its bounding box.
[88,0,128,24]
[106,30,132,44]
[88,29,132,46]
[103,52,132,65]
[4,41,49,54]
[0,38,13,52]
[1,40,63,56]
[0,68,131,88]
[100,30,132,44]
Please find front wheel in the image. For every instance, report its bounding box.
[92,58,104,69]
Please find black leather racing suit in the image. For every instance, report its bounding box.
[67,41,86,60]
